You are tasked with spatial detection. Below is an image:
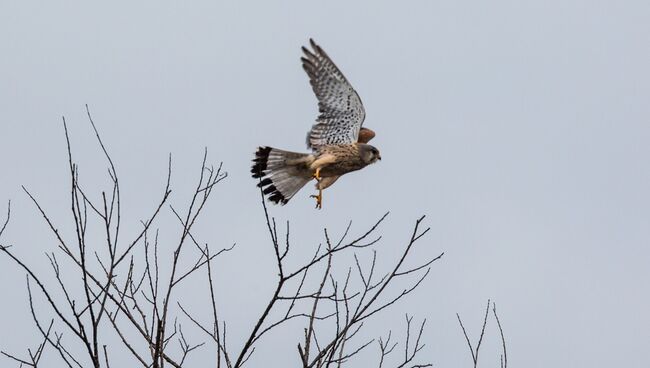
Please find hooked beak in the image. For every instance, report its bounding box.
[377,155,382,161]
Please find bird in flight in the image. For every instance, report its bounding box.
[252,39,381,209]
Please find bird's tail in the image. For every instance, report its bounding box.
[251,146,314,205]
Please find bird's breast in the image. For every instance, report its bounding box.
[316,144,366,177]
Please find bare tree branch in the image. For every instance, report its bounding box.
[0,108,462,368]
[0,200,9,240]
[457,299,508,368]
[493,304,507,368]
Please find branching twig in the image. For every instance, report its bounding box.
[493,304,507,368]
[457,299,508,368]
[0,108,450,368]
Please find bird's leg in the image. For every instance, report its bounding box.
[310,167,324,209]
[310,188,323,210]
[312,167,322,181]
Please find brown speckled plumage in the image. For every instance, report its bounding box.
[314,144,366,177]
[252,39,381,208]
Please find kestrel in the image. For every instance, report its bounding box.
[251,39,381,209]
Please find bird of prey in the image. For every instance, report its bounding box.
[251,39,381,209]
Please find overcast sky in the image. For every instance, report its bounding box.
[1,1,649,367]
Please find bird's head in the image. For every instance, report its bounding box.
[360,144,381,164]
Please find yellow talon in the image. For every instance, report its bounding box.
[313,167,322,181]
[310,189,323,209]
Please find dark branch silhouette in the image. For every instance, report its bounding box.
[0,108,227,367]
[0,108,510,368]
[457,299,508,368]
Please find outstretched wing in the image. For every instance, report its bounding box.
[301,39,366,150]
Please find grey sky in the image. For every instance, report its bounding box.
[1,1,649,367]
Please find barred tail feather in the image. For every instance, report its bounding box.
[251,146,313,205]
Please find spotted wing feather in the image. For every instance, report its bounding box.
[302,39,366,150]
